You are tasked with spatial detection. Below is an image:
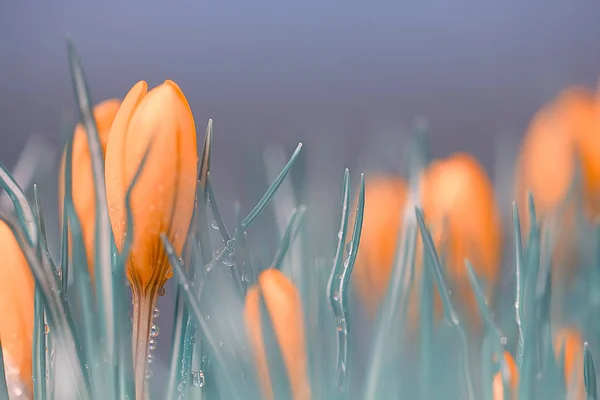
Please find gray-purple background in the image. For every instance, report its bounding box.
[2,0,600,391]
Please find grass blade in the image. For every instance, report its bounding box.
[0,344,11,400]
[162,233,244,400]
[271,206,306,271]
[210,143,303,269]
[0,160,37,246]
[415,207,475,400]
[32,286,47,400]
[67,42,115,389]
[585,343,597,400]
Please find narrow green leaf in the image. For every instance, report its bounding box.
[271,206,306,271]
[162,233,244,400]
[67,42,115,386]
[0,344,11,400]
[210,143,303,268]
[415,207,475,400]
[32,286,47,400]
[585,342,597,399]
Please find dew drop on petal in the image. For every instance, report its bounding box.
[147,353,154,364]
[149,339,157,351]
[153,307,160,318]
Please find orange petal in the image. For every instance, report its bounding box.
[554,328,585,399]
[105,80,197,294]
[351,176,408,317]
[492,351,518,400]
[58,98,121,277]
[0,220,34,393]
[244,269,310,400]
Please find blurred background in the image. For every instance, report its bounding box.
[2,0,600,389]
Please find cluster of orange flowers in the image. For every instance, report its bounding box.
[0,82,598,400]
[0,80,307,399]
[355,87,600,399]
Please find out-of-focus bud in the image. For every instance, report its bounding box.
[420,153,502,329]
[244,268,311,400]
[0,220,34,395]
[104,80,198,295]
[554,328,585,400]
[492,351,518,400]
[514,88,599,272]
[58,98,121,277]
[352,176,408,317]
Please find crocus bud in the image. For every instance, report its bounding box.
[58,98,121,276]
[352,176,408,317]
[554,328,585,400]
[104,80,197,295]
[244,268,311,400]
[0,220,34,395]
[514,89,598,299]
[492,352,518,400]
[420,153,502,330]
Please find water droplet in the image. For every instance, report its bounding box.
[190,336,196,344]
[345,242,353,254]
[332,292,340,302]
[500,337,507,346]
[148,353,154,364]
[158,286,166,297]
[218,341,223,347]
[201,355,208,363]
[149,339,157,351]
[211,220,219,230]
[145,369,153,380]
[44,325,50,334]
[153,307,160,318]
[150,325,160,338]
[191,370,205,388]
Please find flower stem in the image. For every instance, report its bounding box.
[132,291,157,400]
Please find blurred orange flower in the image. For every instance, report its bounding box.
[0,220,34,395]
[244,268,311,400]
[352,154,501,335]
[554,328,585,400]
[58,98,121,277]
[514,88,598,275]
[352,176,408,317]
[492,351,518,400]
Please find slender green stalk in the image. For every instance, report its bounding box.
[67,43,116,398]
[585,343,597,400]
[0,344,10,400]
[33,286,47,400]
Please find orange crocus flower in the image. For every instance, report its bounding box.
[352,154,502,332]
[104,80,197,296]
[420,153,502,327]
[514,88,598,278]
[0,220,34,396]
[554,328,585,400]
[352,176,408,317]
[492,351,518,400]
[104,80,198,399]
[58,98,121,277]
[244,268,311,400]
